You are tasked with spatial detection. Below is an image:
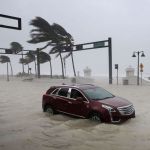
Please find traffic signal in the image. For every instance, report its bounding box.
[115,64,118,69]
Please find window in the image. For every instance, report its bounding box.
[57,88,69,97]
[52,88,59,95]
[83,87,114,100]
[70,89,84,99]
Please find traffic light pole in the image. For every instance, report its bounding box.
[108,38,112,84]
[50,37,113,84]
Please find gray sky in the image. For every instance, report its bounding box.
[0,0,150,77]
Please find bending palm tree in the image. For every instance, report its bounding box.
[10,42,24,73]
[39,52,52,78]
[19,58,28,74]
[52,23,76,76]
[25,51,36,76]
[28,17,76,78]
[0,55,13,81]
[50,45,64,78]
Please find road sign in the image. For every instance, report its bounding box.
[0,14,21,30]
[5,49,13,54]
[140,63,144,69]
[93,41,105,48]
[140,63,144,72]
[76,44,83,50]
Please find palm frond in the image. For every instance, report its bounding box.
[25,52,36,63]
[19,58,29,65]
[28,17,57,44]
[39,52,50,63]
[0,55,10,63]
[63,52,71,59]
[10,42,23,53]
[52,23,74,44]
[55,53,60,58]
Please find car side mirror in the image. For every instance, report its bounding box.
[76,97,84,103]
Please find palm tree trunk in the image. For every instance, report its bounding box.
[21,50,25,74]
[9,62,13,76]
[27,64,30,75]
[34,60,37,77]
[7,62,9,81]
[70,52,76,77]
[59,52,64,79]
[49,60,52,78]
[63,58,66,77]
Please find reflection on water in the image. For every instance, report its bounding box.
[0,80,150,150]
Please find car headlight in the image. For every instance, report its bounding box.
[102,104,116,112]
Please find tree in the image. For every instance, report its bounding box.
[50,23,76,77]
[0,55,13,81]
[28,17,76,78]
[10,42,24,73]
[19,58,29,74]
[25,51,36,76]
[63,46,76,77]
[38,52,52,78]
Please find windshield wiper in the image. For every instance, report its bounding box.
[102,96,113,99]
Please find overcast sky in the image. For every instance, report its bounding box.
[0,0,150,77]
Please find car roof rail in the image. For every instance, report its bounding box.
[80,84,95,86]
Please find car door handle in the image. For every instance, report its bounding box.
[68,101,72,104]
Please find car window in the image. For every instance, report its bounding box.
[70,89,84,99]
[51,88,59,95]
[57,88,69,97]
[83,87,114,100]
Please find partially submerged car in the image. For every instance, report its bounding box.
[42,84,135,123]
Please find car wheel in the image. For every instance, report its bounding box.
[90,112,102,122]
[45,106,55,116]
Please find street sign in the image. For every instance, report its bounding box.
[93,41,105,48]
[140,63,144,72]
[0,14,21,30]
[140,63,144,69]
[76,44,83,50]
[5,49,13,54]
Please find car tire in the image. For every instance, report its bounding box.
[90,112,102,122]
[45,106,55,116]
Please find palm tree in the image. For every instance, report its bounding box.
[50,23,76,77]
[63,46,76,77]
[38,52,52,78]
[10,42,24,73]
[19,58,29,74]
[10,42,23,54]
[50,45,64,78]
[28,17,76,78]
[0,55,13,81]
[25,51,36,76]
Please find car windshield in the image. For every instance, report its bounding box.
[83,87,114,100]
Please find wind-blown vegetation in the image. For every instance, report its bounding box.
[28,17,76,78]
[0,55,13,81]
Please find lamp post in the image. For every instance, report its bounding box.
[132,51,145,85]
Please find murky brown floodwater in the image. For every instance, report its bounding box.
[0,78,150,150]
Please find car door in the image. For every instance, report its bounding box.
[52,87,70,112]
[67,88,89,117]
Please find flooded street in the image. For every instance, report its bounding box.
[0,79,150,150]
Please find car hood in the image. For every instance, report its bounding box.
[96,96,132,108]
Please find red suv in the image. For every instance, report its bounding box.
[42,84,135,123]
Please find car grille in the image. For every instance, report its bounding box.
[117,104,134,115]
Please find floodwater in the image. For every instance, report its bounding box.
[0,78,150,150]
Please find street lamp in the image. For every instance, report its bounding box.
[132,51,145,85]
